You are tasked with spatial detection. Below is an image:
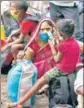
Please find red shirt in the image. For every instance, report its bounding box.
[19,13,38,35]
[56,37,80,73]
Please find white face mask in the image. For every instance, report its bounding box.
[47,31,53,40]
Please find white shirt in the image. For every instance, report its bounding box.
[28,1,49,14]
[1,1,11,15]
[74,68,83,92]
[74,68,83,108]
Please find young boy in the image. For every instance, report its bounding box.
[9,19,80,108]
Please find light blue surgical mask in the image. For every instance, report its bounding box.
[47,31,53,40]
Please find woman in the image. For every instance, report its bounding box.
[24,18,61,78]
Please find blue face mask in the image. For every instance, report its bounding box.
[39,31,53,42]
[39,32,49,42]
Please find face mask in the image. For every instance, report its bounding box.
[10,10,18,20]
[39,32,49,42]
[47,31,53,40]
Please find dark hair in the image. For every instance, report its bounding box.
[56,19,75,38]
[11,1,28,12]
[40,20,54,28]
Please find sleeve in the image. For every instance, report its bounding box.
[74,68,83,93]
[20,20,37,35]
[57,43,67,54]
[29,40,40,53]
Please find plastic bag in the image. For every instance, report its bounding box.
[7,62,22,102]
[7,60,37,107]
[18,60,37,107]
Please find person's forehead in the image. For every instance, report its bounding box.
[10,2,16,8]
[40,22,51,29]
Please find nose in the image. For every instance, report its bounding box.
[43,29,47,33]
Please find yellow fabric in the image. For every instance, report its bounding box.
[10,10,18,20]
[1,24,5,39]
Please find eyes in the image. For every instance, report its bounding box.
[40,28,51,32]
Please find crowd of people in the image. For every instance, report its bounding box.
[1,1,84,108]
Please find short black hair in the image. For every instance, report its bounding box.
[56,19,75,38]
[12,1,28,12]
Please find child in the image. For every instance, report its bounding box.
[9,19,81,108]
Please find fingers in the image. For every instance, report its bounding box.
[8,103,23,108]
[8,103,17,108]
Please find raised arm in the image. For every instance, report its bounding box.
[48,40,62,63]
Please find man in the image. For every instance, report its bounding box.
[2,1,38,62]
[78,1,84,42]
[49,1,82,41]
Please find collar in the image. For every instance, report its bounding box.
[63,36,74,42]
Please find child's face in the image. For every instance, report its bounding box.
[24,47,33,60]
[24,49,31,59]
[17,51,25,59]
[59,32,66,41]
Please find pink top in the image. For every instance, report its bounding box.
[56,37,80,73]
[29,39,57,78]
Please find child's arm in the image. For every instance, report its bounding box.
[48,40,62,63]
[76,40,84,54]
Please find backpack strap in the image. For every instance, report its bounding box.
[24,14,40,22]
[67,71,77,107]
[59,76,70,104]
